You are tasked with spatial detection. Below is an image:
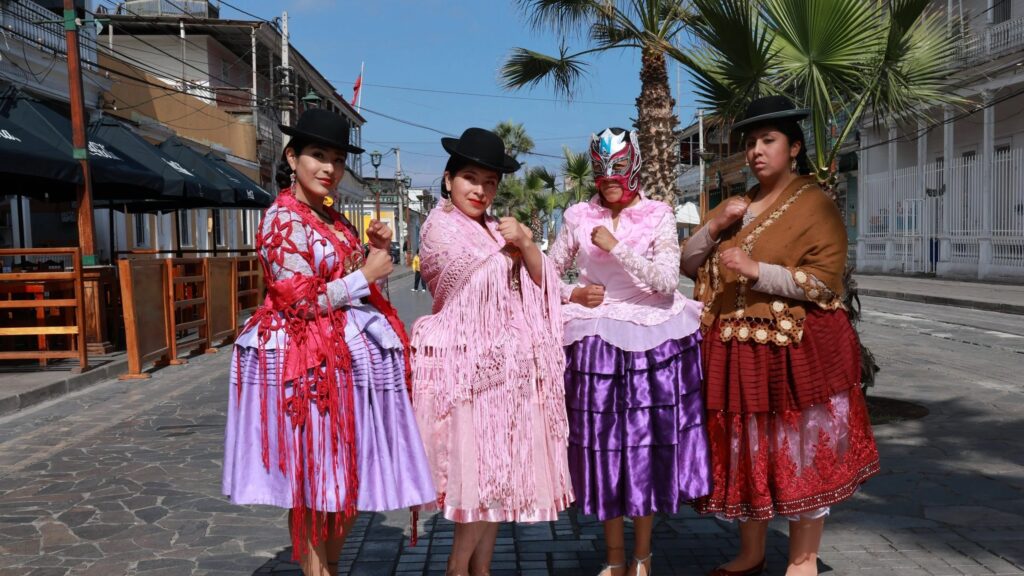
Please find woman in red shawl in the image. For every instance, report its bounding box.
[222,109,434,576]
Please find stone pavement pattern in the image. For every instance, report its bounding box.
[0,273,1021,575]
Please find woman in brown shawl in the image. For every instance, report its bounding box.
[681,96,880,576]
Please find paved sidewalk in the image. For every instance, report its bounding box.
[0,272,1021,575]
[853,274,1024,315]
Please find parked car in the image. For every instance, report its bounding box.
[390,242,400,263]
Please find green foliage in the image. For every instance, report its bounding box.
[668,0,962,186]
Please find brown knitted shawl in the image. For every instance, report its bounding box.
[692,176,848,346]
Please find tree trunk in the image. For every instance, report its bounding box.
[636,46,678,205]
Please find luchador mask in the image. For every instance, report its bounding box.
[590,127,643,202]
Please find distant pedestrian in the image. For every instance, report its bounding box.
[411,127,573,576]
[682,96,880,576]
[222,109,434,576]
[549,127,710,576]
[411,251,425,291]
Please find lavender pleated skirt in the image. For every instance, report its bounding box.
[564,333,711,520]
[222,336,436,512]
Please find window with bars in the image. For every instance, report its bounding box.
[213,209,225,247]
[994,0,1011,24]
[134,214,150,247]
[178,210,194,247]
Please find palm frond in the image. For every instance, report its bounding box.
[866,0,962,128]
[673,0,776,119]
[516,0,602,34]
[592,18,642,49]
[500,46,591,99]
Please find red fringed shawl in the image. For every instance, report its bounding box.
[238,189,411,551]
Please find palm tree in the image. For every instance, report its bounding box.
[493,120,536,164]
[669,0,961,188]
[561,146,595,205]
[501,0,691,205]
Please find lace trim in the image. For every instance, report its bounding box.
[733,183,815,314]
[790,267,845,310]
[608,210,683,295]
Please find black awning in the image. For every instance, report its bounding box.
[3,94,166,202]
[89,116,227,210]
[204,152,274,208]
[0,94,82,196]
[158,137,236,205]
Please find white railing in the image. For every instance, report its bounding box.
[956,16,1024,68]
[0,0,98,67]
[992,147,1024,237]
[860,147,1024,274]
[118,0,218,18]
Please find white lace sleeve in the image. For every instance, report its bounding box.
[546,217,579,303]
[609,211,681,295]
[262,208,370,315]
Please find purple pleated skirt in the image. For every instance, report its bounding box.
[564,333,711,520]
[222,335,436,512]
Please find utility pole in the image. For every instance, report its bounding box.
[64,0,96,266]
[250,25,260,187]
[395,147,403,265]
[698,109,706,222]
[280,11,290,128]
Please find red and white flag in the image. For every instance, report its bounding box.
[350,75,362,107]
[350,62,364,112]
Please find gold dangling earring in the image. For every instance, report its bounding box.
[791,158,798,173]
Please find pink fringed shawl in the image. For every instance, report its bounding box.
[411,201,569,513]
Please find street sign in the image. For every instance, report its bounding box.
[379,195,398,204]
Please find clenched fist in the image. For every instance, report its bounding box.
[361,247,394,284]
[570,284,605,308]
[498,217,533,249]
[366,219,392,250]
[709,197,749,239]
[719,247,759,280]
[591,225,619,252]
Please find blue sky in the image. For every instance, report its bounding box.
[220,0,699,191]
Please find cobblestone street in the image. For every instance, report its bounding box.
[0,274,1022,575]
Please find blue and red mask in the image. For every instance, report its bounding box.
[590,127,643,203]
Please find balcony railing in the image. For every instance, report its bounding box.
[0,0,97,66]
[117,0,219,18]
[956,16,1024,68]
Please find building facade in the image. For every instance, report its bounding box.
[857,0,1024,280]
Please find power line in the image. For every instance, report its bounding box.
[859,84,1024,152]
[216,0,272,23]
[0,23,245,131]
[331,80,639,107]
[95,0,255,95]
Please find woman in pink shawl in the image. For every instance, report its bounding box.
[411,128,573,576]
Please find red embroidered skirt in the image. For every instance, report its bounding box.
[694,308,880,520]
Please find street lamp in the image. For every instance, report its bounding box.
[370,150,382,221]
[301,89,321,109]
[697,149,716,221]
[397,174,412,264]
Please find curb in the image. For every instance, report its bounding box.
[0,356,131,419]
[858,288,1024,316]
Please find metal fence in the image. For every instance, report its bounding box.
[0,0,97,67]
[118,0,217,18]
[860,147,1024,275]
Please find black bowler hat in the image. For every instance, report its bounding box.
[731,95,810,133]
[441,128,521,174]
[280,108,365,154]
